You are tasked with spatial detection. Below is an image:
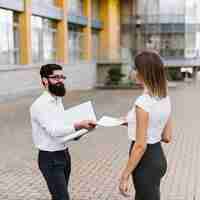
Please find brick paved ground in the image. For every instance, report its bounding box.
[0,81,199,200]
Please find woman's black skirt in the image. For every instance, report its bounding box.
[129,141,167,200]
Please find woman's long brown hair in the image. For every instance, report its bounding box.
[134,50,167,98]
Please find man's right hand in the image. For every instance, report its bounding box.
[74,120,97,131]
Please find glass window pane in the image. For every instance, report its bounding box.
[68,0,83,16]
[31,16,56,63]
[92,30,100,61]
[160,33,185,57]
[33,0,54,5]
[45,0,54,4]
[68,25,85,63]
[43,19,56,62]
[186,0,198,23]
[43,29,56,62]
[31,16,42,63]
[0,9,19,65]
[69,30,76,61]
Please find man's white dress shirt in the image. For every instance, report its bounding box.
[30,91,76,151]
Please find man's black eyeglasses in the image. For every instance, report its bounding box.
[47,75,66,80]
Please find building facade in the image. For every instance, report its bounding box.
[121,0,200,60]
[1,0,199,99]
[0,0,121,98]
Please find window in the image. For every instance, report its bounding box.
[68,0,83,16]
[68,25,85,62]
[145,34,160,51]
[31,16,56,63]
[0,9,19,65]
[185,33,197,58]
[33,0,55,6]
[92,30,100,61]
[185,0,198,24]
[45,0,55,4]
[160,34,185,57]
[143,33,185,58]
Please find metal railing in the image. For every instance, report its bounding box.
[160,49,185,58]
[121,15,186,25]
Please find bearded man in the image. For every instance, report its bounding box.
[30,64,96,200]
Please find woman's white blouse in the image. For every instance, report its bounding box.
[127,93,171,144]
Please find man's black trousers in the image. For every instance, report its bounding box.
[38,148,71,200]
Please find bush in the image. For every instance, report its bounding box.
[122,79,135,86]
[106,67,125,85]
[166,68,184,81]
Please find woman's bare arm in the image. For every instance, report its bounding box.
[161,116,172,143]
[122,106,148,176]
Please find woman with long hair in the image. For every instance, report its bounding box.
[119,50,172,200]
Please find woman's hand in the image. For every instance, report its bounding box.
[161,137,171,143]
[119,170,131,197]
[161,116,172,143]
[119,116,128,127]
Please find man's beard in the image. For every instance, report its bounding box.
[48,82,66,97]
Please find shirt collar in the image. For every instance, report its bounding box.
[43,90,61,104]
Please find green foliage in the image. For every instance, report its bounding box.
[121,79,135,86]
[166,68,184,81]
[106,67,125,85]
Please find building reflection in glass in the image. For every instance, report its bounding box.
[31,16,56,63]
[0,9,19,65]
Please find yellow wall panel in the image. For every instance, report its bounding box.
[18,0,32,64]
[55,0,68,63]
[83,0,92,61]
[100,0,121,61]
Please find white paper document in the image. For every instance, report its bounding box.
[59,129,89,143]
[56,102,125,143]
[97,116,125,127]
[57,101,97,142]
